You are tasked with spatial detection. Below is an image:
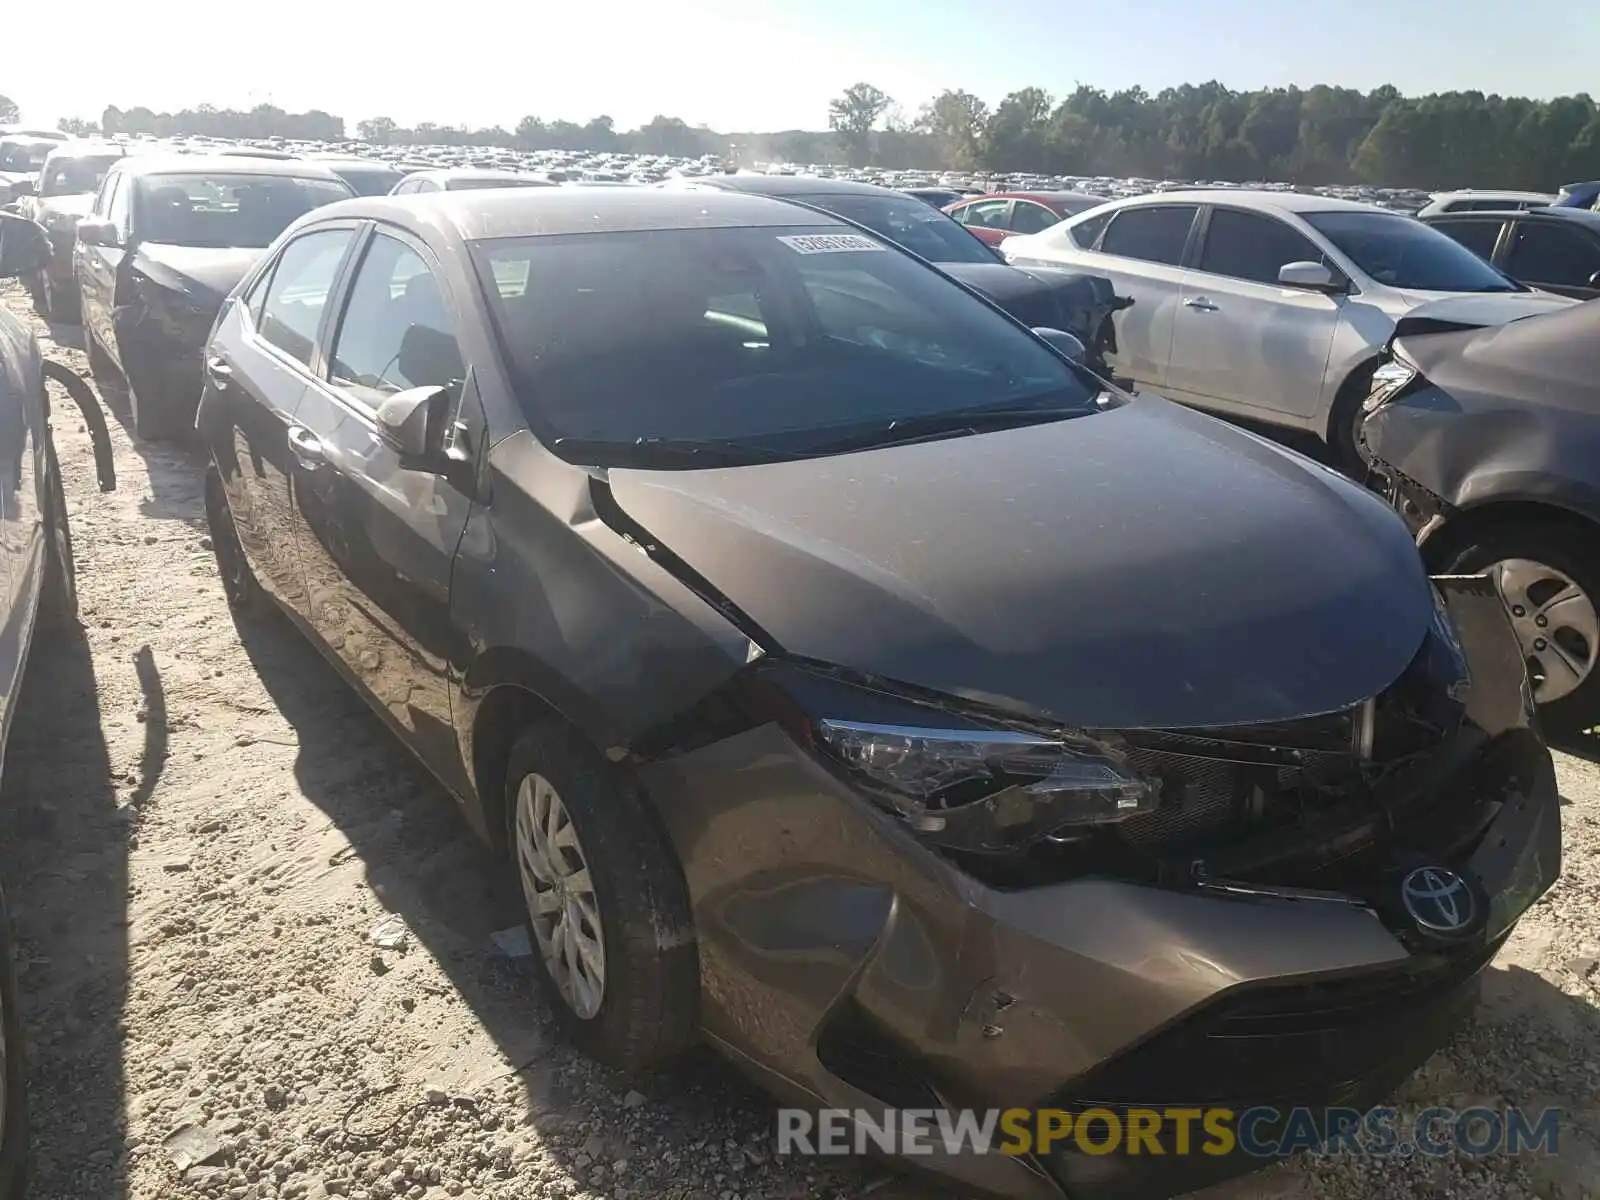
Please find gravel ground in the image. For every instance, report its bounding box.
[0,277,1596,1200]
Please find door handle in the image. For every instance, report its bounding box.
[205,355,233,386]
[1183,297,1219,311]
[287,426,326,467]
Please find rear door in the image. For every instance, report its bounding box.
[1007,199,1063,236]
[1067,202,1200,388]
[285,225,476,789]
[198,224,359,614]
[1166,206,1343,425]
[1502,220,1600,299]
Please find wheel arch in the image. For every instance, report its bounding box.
[461,648,622,852]
[1419,496,1600,573]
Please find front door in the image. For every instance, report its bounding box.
[198,226,358,613]
[1166,206,1343,425]
[286,226,475,789]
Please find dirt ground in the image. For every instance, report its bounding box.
[0,277,1596,1200]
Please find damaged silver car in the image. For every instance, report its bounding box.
[197,187,1561,1200]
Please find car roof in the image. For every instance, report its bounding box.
[1428,189,1554,201]
[969,190,1105,205]
[313,187,847,240]
[1103,188,1398,216]
[413,168,539,182]
[1426,206,1600,227]
[110,154,348,183]
[42,142,125,162]
[690,173,906,199]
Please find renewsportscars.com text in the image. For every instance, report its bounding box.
[776,1106,1561,1159]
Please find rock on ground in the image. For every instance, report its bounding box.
[0,279,1596,1200]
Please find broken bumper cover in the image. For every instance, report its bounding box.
[639,578,1559,1200]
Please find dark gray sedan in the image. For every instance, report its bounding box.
[198,188,1559,1200]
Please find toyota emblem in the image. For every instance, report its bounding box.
[1400,866,1476,935]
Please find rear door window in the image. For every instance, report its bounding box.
[1009,201,1062,234]
[954,199,1010,229]
[1506,223,1600,289]
[1197,208,1323,284]
[1431,218,1504,262]
[1098,205,1198,266]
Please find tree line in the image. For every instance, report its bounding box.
[7,83,1600,188]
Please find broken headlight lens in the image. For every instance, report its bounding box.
[815,719,1157,853]
[1361,359,1418,415]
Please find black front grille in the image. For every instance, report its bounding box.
[1058,936,1500,1114]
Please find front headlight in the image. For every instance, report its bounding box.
[1362,359,1418,415]
[815,718,1156,853]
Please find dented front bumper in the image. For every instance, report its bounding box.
[639,576,1559,1200]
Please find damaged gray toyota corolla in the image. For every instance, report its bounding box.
[200,189,1561,1200]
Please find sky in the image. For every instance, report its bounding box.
[6,0,1599,134]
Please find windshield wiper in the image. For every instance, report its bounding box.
[551,436,798,467]
[808,405,1091,455]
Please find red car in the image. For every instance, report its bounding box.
[944,190,1105,245]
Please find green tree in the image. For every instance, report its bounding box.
[357,116,398,144]
[828,82,892,166]
[58,117,98,136]
[0,95,18,124]
[916,90,989,168]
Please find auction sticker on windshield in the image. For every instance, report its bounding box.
[777,233,885,254]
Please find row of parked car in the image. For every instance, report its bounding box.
[0,135,1581,1200]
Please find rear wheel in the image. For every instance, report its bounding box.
[204,464,267,619]
[504,721,697,1072]
[1444,522,1600,732]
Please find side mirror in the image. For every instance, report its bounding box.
[375,385,452,470]
[1278,260,1344,292]
[1031,326,1087,364]
[76,219,121,248]
[0,211,53,278]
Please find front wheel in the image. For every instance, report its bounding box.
[1444,522,1600,732]
[504,722,698,1072]
[204,464,267,619]
[38,439,78,633]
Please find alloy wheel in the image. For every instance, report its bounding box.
[514,772,607,1019]
[1493,557,1600,704]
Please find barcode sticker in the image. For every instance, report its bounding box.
[776,233,884,254]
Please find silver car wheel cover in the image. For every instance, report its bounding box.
[1493,557,1600,705]
[514,772,607,1019]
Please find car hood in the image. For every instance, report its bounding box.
[940,262,1125,347]
[38,193,94,219]
[606,397,1433,729]
[1388,289,1575,334]
[131,244,265,308]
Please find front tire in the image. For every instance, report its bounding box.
[1444,521,1600,732]
[1326,362,1379,478]
[504,722,698,1072]
[38,439,78,633]
[0,887,31,1200]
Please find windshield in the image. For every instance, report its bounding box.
[135,173,354,248]
[472,226,1098,465]
[1304,210,1522,293]
[41,154,122,197]
[796,193,997,264]
[0,141,52,172]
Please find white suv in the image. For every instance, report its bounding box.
[1001,190,1574,466]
